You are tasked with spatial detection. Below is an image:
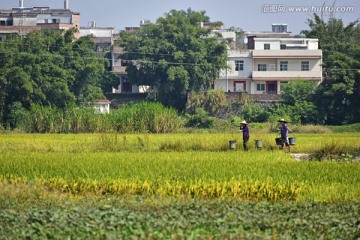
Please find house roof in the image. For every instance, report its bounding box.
[94,99,111,104]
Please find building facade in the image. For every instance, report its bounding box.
[215,49,253,93]
[0,0,80,40]
[251,37,322,95]
[80,22,115,54]
[214,26,322,98]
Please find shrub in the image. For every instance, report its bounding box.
[242,102,269,122]
[328,123,360,133]
[185,108,215,128]
[186,90,227,115]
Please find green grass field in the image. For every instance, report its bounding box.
[0,133,359,239]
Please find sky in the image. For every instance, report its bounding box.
[1,0,359,35]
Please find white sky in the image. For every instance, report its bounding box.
[1,0,359,34]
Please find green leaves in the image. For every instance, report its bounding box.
[302,14,360,124]
[1,201,359,239]
[0,29,111,127]
[119,9,227,110]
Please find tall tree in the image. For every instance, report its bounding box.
[0,29,113,127]
[119,9,228,110]
[301,14,360,124]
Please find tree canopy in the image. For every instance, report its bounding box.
[118,9,228,110]
[0,29,117,128]
[301,14,360,124]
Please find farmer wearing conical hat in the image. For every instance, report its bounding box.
[239,120,250,151]
[277,119,292,151]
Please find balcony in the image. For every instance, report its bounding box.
[252,50,322,59]
[252,70,322,80]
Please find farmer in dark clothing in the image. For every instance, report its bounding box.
[278,119,291,151]
[239,120,250,151]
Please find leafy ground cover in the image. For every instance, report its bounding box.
[1,196,359,239]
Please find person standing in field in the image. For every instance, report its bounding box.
[278,119,291,151]
[239,120,250,151]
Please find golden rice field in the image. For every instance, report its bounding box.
[1,132,359,239]
[0,132,359,202]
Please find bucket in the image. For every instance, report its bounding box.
[255,140,262,148]
[229,140,236,149]
[289,137,296,145]
[275,138,282,145]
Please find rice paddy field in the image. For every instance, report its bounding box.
[0,132,359,239]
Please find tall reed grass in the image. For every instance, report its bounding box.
[15,102,181,133]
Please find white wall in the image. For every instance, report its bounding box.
[254,40,280,50]
[307,40,318,50]
[214,79,250,93]
[219,50,252,78]
[254,38,319,50]
[13,17,37,26]
[252,81,267,94]
[80,28,114,38]
[36,14,72,24]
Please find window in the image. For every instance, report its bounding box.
[280,44,286,49]
[280,61,288,71]
[258,64,267,71]
[0,21,5,26]
[269,64,276,71]
[264,43,270,50]
[121,60,127,66]
[256,84,265,91]
[301,61,309,71]
[235,60,244,71]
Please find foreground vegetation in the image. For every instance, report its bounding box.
[0,133,359,238]
[1,195,358,239]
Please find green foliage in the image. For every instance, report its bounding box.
[98,71,120,93]
[203,89,227,115]
[242,102,269,123]
[0,29,114,128]
[187,89,227,115]
[8,102,30,129]
[185,108,215,128]
[20,104,107,133]
[279,80,322,124]
[281,80,316,105]
[290,124,332,134]
[109,102,181,133]
[119,9,228,110]
[311,142,357,162]
[302,15,360,124]
[11,102,181,133]
[1,198,359,239]
[328,123,360,133]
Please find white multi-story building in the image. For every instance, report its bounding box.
[251,37,322,94]
[214,36,322,96]
[80,22,115,53]
[215,49,252,92]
